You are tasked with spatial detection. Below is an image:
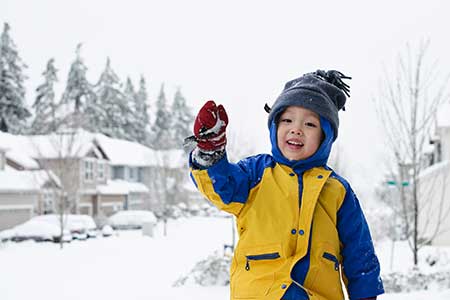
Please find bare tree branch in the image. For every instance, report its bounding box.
[373,39,450,265]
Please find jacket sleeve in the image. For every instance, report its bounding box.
[189,152,272,216]
[336,183,385,299]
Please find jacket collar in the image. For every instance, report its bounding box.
[269,116,334,174]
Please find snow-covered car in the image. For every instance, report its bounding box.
[78,215,98,238]
[0,228,15,243]
[32,214,98,240]
[108,210,157,230]
[11,219,72,243]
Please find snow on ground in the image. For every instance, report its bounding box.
[1,216,450,300]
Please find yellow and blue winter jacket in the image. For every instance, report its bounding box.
[189,118,384,300]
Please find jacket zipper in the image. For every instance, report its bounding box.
[322,252,339,271]
[245,252,280,271]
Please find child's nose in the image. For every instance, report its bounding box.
[290,128,303,136]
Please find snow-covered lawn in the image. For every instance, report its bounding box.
[1,216,449,300]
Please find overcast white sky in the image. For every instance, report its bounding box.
[2,0,450,198]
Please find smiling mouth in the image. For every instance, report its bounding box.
[287,140,304,147]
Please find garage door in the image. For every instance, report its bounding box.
[0,207,33,231]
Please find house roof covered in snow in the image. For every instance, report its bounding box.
[5,149,40,169]
[0,129,98,163]
[97,179,149,195]
[0,132,40,169]
[0,169,60,192]
[0,129,185,169]
[25,129,98,159]
[418,160,450,180]
[94,134,185,168]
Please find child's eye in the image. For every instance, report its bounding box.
[280,118,292,123]
[305,122,317,128]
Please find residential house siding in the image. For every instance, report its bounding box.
[418,109,450,246]
[0,194,36,230]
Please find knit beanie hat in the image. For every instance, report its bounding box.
[266,70,351,140]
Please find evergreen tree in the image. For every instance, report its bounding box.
[133,75,151,144]
[152,83,172,149]
[61,44,94,114]
[93,57,130,139]
[137,75,150,122]
[171,87,194,150]
[123,76,140,141]
[124,77,136,108]
[31,58,58,134]
[0,22,31,133]
[137,75,150,125]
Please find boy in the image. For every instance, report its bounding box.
[187,70,384,300]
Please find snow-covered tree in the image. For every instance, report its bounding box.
[60,44,94,114]
[133,75,151,144]
[93,57,131,139]
[0,22,31,133]
[136,75,150,123]
[374,40,450,265]
[171,87,193,150]
[31,58,58,134]
[122,76,139,141]
[123,77,136,108]
[151,83,172,149]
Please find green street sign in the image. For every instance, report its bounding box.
[386,181,410,186]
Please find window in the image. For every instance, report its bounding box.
[43,190,55,213]
[437,142,442,163]
[98,162,105,180]
[129,167,137,181]
[113,166,124,179]
[84,160,94,181]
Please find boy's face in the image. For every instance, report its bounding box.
[276,106,323,161]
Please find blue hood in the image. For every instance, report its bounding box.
[270,116,334,174]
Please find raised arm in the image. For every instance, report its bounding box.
[186,100,268,216]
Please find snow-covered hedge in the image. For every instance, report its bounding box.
[383,269,450,292]
[174,251,231,287]
[173,249,450,293]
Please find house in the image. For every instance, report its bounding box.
[93,134,191,213]
[0,130,138,225]
[0,129,192,228]
[23,130,154,219]
[417,103,450,246]
[0,142,61,231]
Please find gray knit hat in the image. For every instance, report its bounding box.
[266,70,351,140]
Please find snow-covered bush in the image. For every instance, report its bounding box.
[173,251,231,287]
[364,205,398,243]
[102,225,114,237]
[382,269,450,292]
